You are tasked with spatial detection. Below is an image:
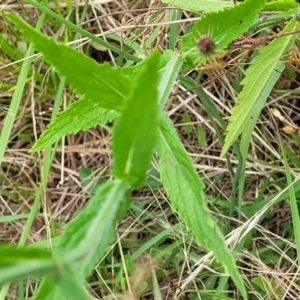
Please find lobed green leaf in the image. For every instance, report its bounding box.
[0,246,57,285]
[57,180,129,274]
[34,180,130,299]
[222,19,298,156]
[31,49,177,151]
[112,51,160,187]
[6,13,133,112]
[157,112,247,299]
[180,0,266,68]
[31,96,117,151]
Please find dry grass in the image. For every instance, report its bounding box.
[1,0,300,299]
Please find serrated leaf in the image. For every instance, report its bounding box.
[112,51,160,187]
[180,0,266,67]
[157,112,247,300]
[34,180,130,299]
[222,19,298,156]
[57,180,129,272]
[162,0,233,12]
[31,96,117,151]
[6,13,132,111]
[0,246,57,284]
[32,51,180,151]
[264,0,298,10]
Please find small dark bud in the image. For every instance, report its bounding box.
[198,35,216,56]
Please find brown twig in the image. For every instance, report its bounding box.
[232,29,300,48]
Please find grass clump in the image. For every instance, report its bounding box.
[1,0,300,299]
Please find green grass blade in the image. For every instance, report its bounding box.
[265,0,298,10]
[282,147,300,264]
[222,18,298,156]
[0,14,45,167]
[162,0,233,12]
[0,11,46,298]
[242,178,300,216]
[25,0,139,62]
[157,112,247,299]
[169,10,181,50]
[6,13,133,112]
[0,214,41,223]
[112,51,160,187]
[0,33,23,61]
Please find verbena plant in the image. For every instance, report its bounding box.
[1,0,300,299]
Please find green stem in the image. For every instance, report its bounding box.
[248,11,299,32]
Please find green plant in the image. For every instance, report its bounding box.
[1,0,300,299]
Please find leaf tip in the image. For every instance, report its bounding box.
[221,144,230,157]
[30,141,42,152]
